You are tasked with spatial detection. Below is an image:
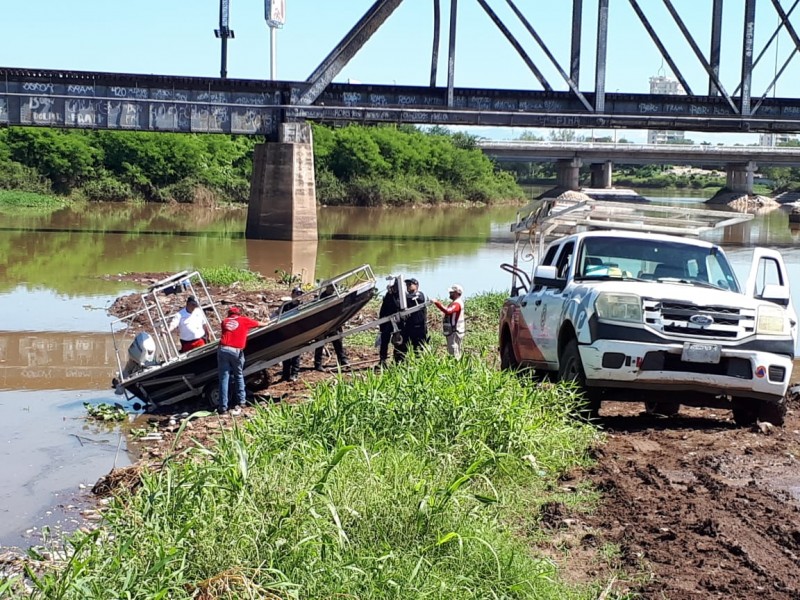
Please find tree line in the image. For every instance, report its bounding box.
[0,124,524,206]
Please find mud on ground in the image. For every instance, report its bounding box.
[106,274,800,598]
[548,400,800,599]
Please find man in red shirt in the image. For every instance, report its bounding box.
[217,306,269,415]
[433,284,466,359]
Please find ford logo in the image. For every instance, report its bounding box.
[689,314,714,326]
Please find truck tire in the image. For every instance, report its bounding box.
[203,383,221,409]
[500,339,519,371]
[559,338,601,420]
[731,398,758,427]
[758,397,787,426]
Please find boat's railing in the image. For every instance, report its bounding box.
[111,270,222,383]
[271,264,377,324]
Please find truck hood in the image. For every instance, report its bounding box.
[578,280,763,309]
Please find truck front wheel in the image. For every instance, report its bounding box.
[559,339,601,419]
[731,398,758,427]
[758,397,787,427]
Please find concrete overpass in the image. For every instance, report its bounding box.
[479,141,800,194]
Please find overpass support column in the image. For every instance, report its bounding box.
[590,161,613,188]
[725,161,756,195]
[555,158,583,191]
[245,123,318,241]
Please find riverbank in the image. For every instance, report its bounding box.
[0,274,614,598]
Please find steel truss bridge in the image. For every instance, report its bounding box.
[4,0,800,138]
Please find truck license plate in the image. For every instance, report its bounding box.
[681,342,721,364]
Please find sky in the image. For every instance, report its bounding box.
[3,0,800,144]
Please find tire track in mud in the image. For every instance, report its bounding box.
[585,402,800,599]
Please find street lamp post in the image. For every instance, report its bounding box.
[265,1,286,80]
[214,0,235,79]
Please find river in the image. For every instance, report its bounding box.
[1,193,799,548]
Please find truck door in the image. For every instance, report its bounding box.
[518,243,559,366]
[744,248,797,325]
[531,241,574,368]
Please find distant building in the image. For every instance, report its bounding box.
[758,132,797,146]
[647,75,686,145]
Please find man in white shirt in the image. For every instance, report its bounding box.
[167,296,211,353]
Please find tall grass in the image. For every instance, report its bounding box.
[199,266,267,289]
[24,353,603,599]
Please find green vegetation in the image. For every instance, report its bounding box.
[17,291,614,599]
[83,402,126,422]
[313,124,523,205]
[199,266,267,289]
[0,125,524,208]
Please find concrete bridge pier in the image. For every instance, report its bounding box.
[725,161,756,195]
[245,123,318,241]
[590,161,613,188]
[555,158,583,191]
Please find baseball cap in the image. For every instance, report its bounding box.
[186,295,197,304]
[291,287,303,296]
[404,278,418,285]
[228,306,241,315]
[448,284,463,294]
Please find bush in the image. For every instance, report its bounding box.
[82,175,134,202]
[0,159,52,194]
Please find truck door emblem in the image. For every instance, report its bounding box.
[540,305,547,329]
[689,314,714,326]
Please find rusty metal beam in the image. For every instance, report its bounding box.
[571,0,583,85]
[299,0,405,106]
[505,0,592,110]
[477,0,552,91]
[447,0,457,106]
[740,0,756,115]
[709,0,722,96]
[595,0,609,112]
[628,0,693,95]
[661,0,738,114]
[430,0,440,87]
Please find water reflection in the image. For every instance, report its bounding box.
[0,332,117,391]
[246,239,318,285]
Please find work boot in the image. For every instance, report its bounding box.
[314,363,325,372]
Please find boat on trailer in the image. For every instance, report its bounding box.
[111,265,379,410]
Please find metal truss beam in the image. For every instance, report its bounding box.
[299,0,405,106]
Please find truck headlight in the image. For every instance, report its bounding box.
[756,304,788,335]
[595,293,642,323]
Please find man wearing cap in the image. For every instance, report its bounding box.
[280,287,304,382]
[166,296,211,353]
[217,306,269,415]
[433,284,466,359]
[403,278,428,353]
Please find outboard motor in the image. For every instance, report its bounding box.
[122,332,157,378]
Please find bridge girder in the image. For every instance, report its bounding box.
[6,1,800,134]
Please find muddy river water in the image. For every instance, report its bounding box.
[1,197,799,549]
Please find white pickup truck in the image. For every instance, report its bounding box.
[499,200,796,426]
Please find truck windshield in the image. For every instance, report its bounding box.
[576,236,741,292]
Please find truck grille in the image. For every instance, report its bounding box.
[642,299,755,340]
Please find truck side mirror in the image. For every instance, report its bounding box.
[533,265,564,289]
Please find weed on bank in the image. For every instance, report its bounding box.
[22,353,603,599]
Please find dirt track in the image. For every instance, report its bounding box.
[582,400,800,599]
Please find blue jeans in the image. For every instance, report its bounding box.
[218,347,245,410]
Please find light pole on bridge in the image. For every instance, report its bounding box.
[214,0,235,79]
[265,1,286,80]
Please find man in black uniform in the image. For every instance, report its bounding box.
[378,279,404,367]
[280,287,304,381]
[403,278,428,353]
[314,284,349,371]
